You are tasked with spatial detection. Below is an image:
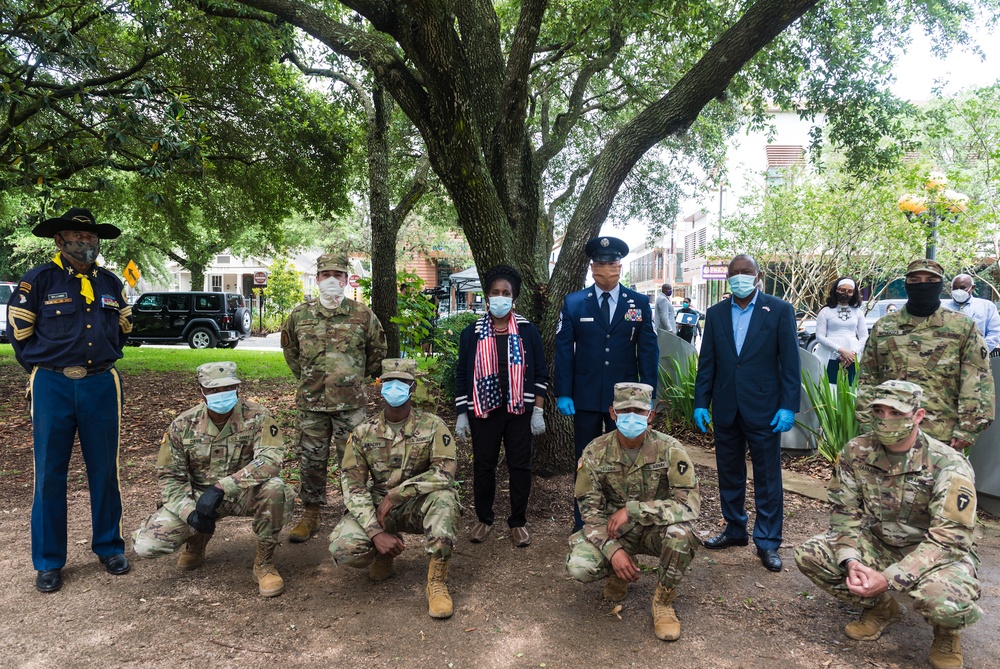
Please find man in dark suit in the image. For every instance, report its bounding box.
[693,254,800,572]
[555,236,660,531]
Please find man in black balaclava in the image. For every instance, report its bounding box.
[857,259,995,451]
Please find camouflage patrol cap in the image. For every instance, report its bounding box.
[871,380,923,413]
[613,382,654,411]
[316,253,350,273]
[381,358,417,382]
[905,258,945,279]
[196,361,241,388]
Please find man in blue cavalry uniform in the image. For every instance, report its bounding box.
[5,208,133,593]
[555,236,659,531]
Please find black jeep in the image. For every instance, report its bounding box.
[130,292,251,348]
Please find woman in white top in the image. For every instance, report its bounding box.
[814,277,867,384]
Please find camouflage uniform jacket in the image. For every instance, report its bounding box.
[575,430,700,561]
[156,399,284,521]
[281,297,387,412]
[829,431,978,591]
[341,408,456,538]
[858,306,994,444]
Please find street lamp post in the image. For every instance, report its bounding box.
[898,171,969,260]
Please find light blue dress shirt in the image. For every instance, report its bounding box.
[944,297,1000,351]
[596,283,622,313]
[731,292,758,356]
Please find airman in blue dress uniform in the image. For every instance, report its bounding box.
[5,208,133,593]
[554,236,659,530]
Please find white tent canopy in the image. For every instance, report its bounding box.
[449,265,481,293]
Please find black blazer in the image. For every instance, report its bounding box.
[455,315,549,416]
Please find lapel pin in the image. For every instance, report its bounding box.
[762,306,771,312]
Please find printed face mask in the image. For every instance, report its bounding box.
[319,276,346,301]
[61,239,100,265]
[871,414,915,446]
[728,274,757,298]
[205,389,238,414]
[488,296,513,319]
[381,380,412,407]
[616,412,649,439]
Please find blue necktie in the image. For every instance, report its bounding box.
[601,292,611,327]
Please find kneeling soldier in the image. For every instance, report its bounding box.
[132,362,294,597]
[795,380,981,669]
[566,382,700,641]
[329,358,460,619]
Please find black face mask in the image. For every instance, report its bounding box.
[836,293,851,304]
[905,281,942,317]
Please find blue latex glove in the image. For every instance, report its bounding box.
[693,408,711,433]
[557,396,575,416]
[771,408,795,433]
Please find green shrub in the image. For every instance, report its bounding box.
[427,311,480,408]
[799,366,859,462]
[657,353,699,432]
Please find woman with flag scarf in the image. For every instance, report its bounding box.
[455,265,548,547]
[6,208,133,593]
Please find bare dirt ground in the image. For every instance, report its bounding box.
[1,367,997,669]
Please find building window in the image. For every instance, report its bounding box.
[216,255,231,264]
[684,228,708,260]
[210,275,222,292]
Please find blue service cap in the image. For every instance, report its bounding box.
[585,236,629,262]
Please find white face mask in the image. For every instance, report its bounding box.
[319,276,346,307]
[951,289,971,304]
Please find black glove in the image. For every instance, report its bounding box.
[186,510,216,534]
[196,486,225,519]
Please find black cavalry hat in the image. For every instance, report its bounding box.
[32,207,121,239]
[584,235,629,262]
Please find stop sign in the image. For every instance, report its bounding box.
[253,271,268,286]
[348,274,361,288]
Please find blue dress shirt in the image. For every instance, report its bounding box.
[731,292,758,356]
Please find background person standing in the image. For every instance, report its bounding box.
[654,283,676,334]
[554,236,659,531]
[675,298,701,344]
[6,208,133,593]
[814,277,867,384]
[944,273,1000,354]
[281,252,387,542]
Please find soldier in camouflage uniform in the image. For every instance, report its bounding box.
[566,382,700,642]
[281,252,387,542]
[132,362,294,597]
[795,380,981,669]
[329,358,460,619]
[858,258,994,450]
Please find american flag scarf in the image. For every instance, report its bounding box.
[471,314,526,418]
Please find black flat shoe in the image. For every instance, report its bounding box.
[757,548,783,572]
[99,553,131,575]
[702,533,749,549]
[36,569,62,593]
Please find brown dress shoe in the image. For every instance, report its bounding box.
[510,526,531,547]
[469,522,493,543]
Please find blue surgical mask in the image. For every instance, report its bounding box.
[728,274,757,298]
[616,412,648,439]
[205,389,238,414]
[381,379,412,407]
[488,296,513,319]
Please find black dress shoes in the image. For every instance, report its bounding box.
[758,548,783,572]
[702,533,749,549]
[99,553,131,575]
[36,569,63,593]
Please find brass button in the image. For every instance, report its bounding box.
[86,308,91,312]
[88,360,93,364]
[86,324,92,329]
[56,310,61,315]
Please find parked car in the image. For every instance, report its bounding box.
[797,298,909,355]
[130,291,251,348]
[0,281,15,343]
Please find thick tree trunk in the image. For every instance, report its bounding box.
[189,263,206,291]
[366,85,401,356]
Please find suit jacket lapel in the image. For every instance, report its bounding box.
[584,288,606,330]
[720,301,738,357]
[737,292,769,359]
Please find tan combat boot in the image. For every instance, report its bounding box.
[844,593,905,640]
[603,574,629,602]
[370,552,396,581]
[253,539,285,597]
[651,582,681,641]
[929,627,963,669]
[288,505,320,543]
[177,532,211,571]
[426,557,453,619]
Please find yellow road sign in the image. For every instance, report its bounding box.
[124,260,141,288]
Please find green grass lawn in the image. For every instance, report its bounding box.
[0,344,292,380]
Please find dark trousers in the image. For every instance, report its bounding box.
[30,367,125,570]
[469,407,533,528]
[677,327,695,343]
[713,412,783,551]
[572,410,616,529]
[826,360,857,385]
